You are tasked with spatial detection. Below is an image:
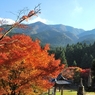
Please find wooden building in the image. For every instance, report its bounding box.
[48,73,71,95]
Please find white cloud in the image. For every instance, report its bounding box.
[24,16,49,24]
[0,18,15,25]
[71,6,83,17]
[0,17,51,25]
[74,6,83,14]
[72,0,83,17]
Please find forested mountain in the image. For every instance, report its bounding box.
[1,21,95,47]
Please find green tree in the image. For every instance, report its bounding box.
[50,47,67,65]
[73,60,77,66]
[66,45,74,66]
[81,53,93,68]
[91,59,95,86]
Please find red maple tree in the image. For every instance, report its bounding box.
[0,4,65,95]
[0,34,64,95]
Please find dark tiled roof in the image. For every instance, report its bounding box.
[50,73,71,84]
[55,79,71,84]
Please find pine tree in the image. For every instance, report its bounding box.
[91,59,95,86]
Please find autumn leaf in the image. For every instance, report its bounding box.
[0,34,64,94]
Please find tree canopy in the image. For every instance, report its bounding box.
[0,34,64,95]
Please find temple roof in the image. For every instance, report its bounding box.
[55,80,71,84]
[50,73,71,84]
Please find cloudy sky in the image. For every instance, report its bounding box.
[0,0,95,30]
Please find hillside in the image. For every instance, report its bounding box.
[1,21,95,47]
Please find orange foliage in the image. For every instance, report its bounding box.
[0,4,64,94]
[62,66,82,80]
[0,34,64,95]
[80,69,90,77]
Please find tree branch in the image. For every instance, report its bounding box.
[0,4,41,40]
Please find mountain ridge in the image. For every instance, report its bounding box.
[1,21,95,47]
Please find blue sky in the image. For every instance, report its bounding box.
[0,0,95,30]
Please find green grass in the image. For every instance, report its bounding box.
[86,92,95,95]
[56,90,76,95]
[44,90,95,95]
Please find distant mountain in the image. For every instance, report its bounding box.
[50,24,85,35]
[78,29,95,37]
[1,21,95,47]
[31,29,74,46]
[26,22,83,46]
[28,21,85,35]
[77,29,95,44]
